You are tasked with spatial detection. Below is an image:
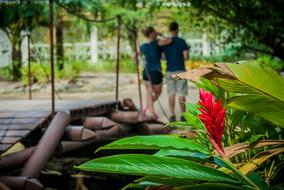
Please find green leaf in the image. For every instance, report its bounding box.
[195,78,219,96]
[182,112,205,130]
[76,154,239,183]
[248,135,266,144]
[228,63,284,102]
[155,149,210,160]
[229,94,284,127]
[96,135,209,154]
[271,183,284,190]
[122,181,158,190]
[217,63,284,127]
[178,183,253,190]
[154,150,231,168]
[230,110,246,127]
[135,175,192,187]
[185,103,200,115]
[248,172,269,190]
[167,121,192,130]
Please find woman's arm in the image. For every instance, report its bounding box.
[158,38,172,46]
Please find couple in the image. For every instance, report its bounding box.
[140,22,189,122]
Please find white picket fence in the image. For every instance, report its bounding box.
[0,27,222,67]
[30,41,133,63]
[29,39,220,64]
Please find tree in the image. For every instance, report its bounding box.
[0,1,47,80]
[184,0,284,60]
[56,6,64,70]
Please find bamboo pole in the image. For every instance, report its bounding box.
[27,32,32,100]
[133,29,143,110]
[49,0,55,115]
[115,15,121,102]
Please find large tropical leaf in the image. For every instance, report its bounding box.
[76,154,238,183]
[219,63,284,127]
[177,183,254,190]
[133,175,192,187]
[174,62,284,127]
[96,135,209,154]
[228,63,284,101]
[154,149,210,160]
[218,79,284,127]
[154,149,228,168]
[248,172,269,190]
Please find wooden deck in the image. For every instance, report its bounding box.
[0,111,52,153]
[0,99,118,154]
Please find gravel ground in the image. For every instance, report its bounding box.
[0,73,199,122]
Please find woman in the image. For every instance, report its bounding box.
[139,26,172,119]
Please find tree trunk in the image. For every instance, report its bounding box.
[56,7,64,71]
[11,37,22,81]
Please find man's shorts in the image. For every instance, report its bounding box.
[165,71,188,96]
[142,69,163,85]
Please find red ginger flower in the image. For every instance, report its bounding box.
[198,89,227,158]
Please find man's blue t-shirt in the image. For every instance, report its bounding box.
[140,40,161,71]
[161,36,189,72]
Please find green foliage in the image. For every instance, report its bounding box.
[17,57,136,85]
[0,65,14,81]
[218,62,284,127]
[154,149,210,160]
[97,135,209,154]
[188,0,284,60]
[256,55,284,72]
[20,61,82,85]
[76,154,238,183]
[75,61,284,189]
[81,57,136,73]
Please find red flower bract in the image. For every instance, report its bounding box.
[198,89,226,157]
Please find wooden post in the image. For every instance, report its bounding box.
[115,15,121,102]
[27,32,32,100]
[49,0,55,115]
[133,30,142,110]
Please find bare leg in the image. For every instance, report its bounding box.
[143,83,162,112]
[169,95,175,116]
[152,84,162,102]
[179,96,186,113]
[144,81,156,116]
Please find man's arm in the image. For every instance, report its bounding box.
[183,50,189,60]
[181,39,190,60]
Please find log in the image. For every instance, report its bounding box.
[96,124,127,139]
[58,124,127,153]
[147,123,171,134]
[63,126,96,141]
[0,147,35,170]
[83,117,116,130]
[122,98,137,111]
[21,112,70,177]
[111,111,148,123]
[0,176,43,190]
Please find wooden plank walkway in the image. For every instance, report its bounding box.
[0,100,118,154]
[0,111,51,154]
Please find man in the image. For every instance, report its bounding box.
[161,22,190,122]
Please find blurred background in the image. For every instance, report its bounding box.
[0,0,283,105]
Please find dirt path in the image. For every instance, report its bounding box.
[0,73,199,122]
